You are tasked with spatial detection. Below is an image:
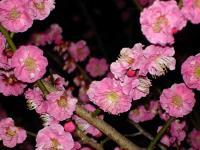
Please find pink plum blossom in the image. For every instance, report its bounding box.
[36,124,74,150]
[46,91,77,121]
[64,121,76,133]
[11,45,48,83]
[0,48,14,70]
[160,83,195,118]
[0,118,27,148]
[68,40,90,62]
[140,45,176,76]
[0,70,27,96]
[27,0,55,20]
[181,54,200,90]
[188,129,200,149]
[87,77,132,115]
[25,87,48,114]
[181,0,200,24]
[86,57,108,77]
[129,100,159,123]
[0,0,33,32]
[140,0,187,45]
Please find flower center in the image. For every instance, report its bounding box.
[194,66,200,78]
[9,8,21,20]
[51,138,60,150]
[172,95,183,107]
[3,74,17,85]
[106,92,119,102]
[153,16,168,33]
[6,128,16,137]
[131,108,140,116]
[34,2,45,10]
[195,0,200,8]
[57,96,68,108]
[24,57,37,71]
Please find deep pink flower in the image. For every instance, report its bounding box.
[86,57,108,77]
[11,45,48,83]
[36,124,74,150]
[87,77,132,115]
[0,118,27,148]
[181,54,200,90]
[64,121,76,133]
[68,40,90,62]
[141,45,176,76]
[46,91,77,121]
[181,0,200,24]
[27,0,55,20]
[0,0,33,32]
[140,0,187,45]
[160,83,195,117]
[188,129,200,149]
[0,70,27,96]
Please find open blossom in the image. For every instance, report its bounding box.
[160,83,195,117]
[0,70,27,96]
[181,54,200,90]
[181,0,200,24]
[11,45,48,83]
[68,40,90,62]
[0,118,27,148]
[188,129,200,149]
[73,104,103,137]
[87,77,132,115]
[0,0,33,32]
[46,91,77,121]
[120,76,151,100]
[27,0,55,20]
[36,124,74,150]
[86,57,108,77]
[141,45,176,76]
[140,0,187,45]
[129,100,159,123]
[110,43,146,80]
[25,87,48,114]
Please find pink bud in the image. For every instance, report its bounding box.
[64,121,76,133]
[127,69,136,77]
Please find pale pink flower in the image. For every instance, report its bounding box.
[0,70,27,96]
[73,75,85,87]
[72,141,82,150]
[0,118,27,148]
[46,24,63,45]
[188,129,200,149]
[129,101,159,123]
[181,54,200,90]
[36,124,74,150]
[79,86,90,103]
[40,114,58,126]
[25,87,48,114]
[160,83,195,117]
[46,91,77,121]
[0,33,6,53]
[86,57,108,77]
[140,0,187,45]
[87,77,132,115]
[120,76,151,100]
[141,45,176,76]
[27,0,55,20]
[68,40,90,62]
[11,45,48,83]
[181,0,200,24]
[73,104,103,137]
[63,58,76,73]
[30,32,49,46]
[0,0,33,32]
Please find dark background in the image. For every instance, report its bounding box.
[1,0,200,149]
